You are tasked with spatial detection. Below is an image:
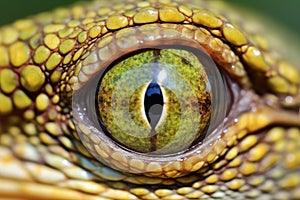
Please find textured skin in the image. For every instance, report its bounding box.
[0,0,300,199]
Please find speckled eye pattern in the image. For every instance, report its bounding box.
[0,0,300,199]
[97,48,213,154]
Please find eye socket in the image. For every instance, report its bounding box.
[72,24,233,177]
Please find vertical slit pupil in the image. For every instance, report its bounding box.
[144,82,164,128]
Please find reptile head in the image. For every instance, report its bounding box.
[0,0,299,199]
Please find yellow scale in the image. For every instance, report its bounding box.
[0,0,299,199]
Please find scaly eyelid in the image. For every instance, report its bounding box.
[71,27,236,178]
[72,24,248,92]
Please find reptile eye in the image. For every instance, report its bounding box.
[72,25,232,177]
[97,48,220,154]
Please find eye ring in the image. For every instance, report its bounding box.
[72,24,236,178]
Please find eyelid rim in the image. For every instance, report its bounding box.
[72,24,249,92]
[71,28,237,178]
[72,69,231,180]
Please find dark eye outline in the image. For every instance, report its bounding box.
[75,45,230,152]
[93,47,227,155]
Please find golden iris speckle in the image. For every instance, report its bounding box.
[97,49,212,154]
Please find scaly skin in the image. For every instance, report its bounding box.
[0,0,300,199]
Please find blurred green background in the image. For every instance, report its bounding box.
[0,0,298,35]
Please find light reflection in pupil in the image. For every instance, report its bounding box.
[144,82,164,151]
[144,82,164,128]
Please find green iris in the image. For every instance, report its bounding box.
[97,49,212,154]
